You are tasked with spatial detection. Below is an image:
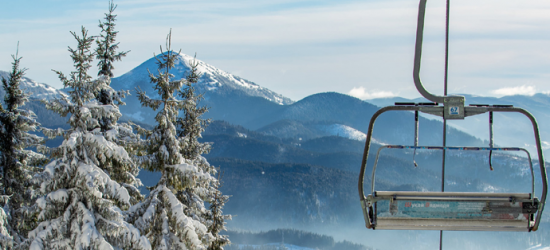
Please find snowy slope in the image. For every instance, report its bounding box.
[0,70,65,101]
[318,124,366,141]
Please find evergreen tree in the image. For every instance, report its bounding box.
[95,0,143,205]
[27,27,150,250]
[176,56,230,250]
[95,0,128,116]
[0,45,47,244]
[96,0,128,80]
[203,172,230,250]
[176,57,209,160]
[126,31,217,250]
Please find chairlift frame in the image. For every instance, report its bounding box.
[358,0,548,232]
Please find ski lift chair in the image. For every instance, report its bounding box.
[358,105,546,232]
[358,0,548,232]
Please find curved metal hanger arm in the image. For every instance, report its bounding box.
[413,0,463,105]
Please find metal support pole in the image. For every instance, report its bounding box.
[440,118,446,250]
[441,0,451,248]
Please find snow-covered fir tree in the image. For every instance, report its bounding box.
[94,0,143,205]
[0,46,47,245]
[96,0,128,80]
[177,56,230,250]
[202,170,229,250]
[26,27,150,250]
[126,31,218,250]
[176,56,209,162]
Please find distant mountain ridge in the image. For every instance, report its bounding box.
[0,70,70,129]
[0,70,65,101]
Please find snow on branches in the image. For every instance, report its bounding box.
[177,56,230,250]
[27,27,149,250]
[0,45,47,244]
[127,31,219,250]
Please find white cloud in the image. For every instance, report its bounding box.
[348,87,396,100]
[492,85,536,96]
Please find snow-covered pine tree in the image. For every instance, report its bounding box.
[126,31,216,250]
[0,45,47,245]
[95,0,143,205]
[27,27,150,250]
[96,0,128,80]
[177,56,230,250]
[176,56,209,161]
[95,0,128,122]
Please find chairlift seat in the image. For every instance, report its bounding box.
[363,191,539,231]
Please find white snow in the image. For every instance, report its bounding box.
[178,53,259,90]
[64,132,80,148]
[47,189,68,203]
[315,123,388,144]
[318,124,366,141]
[76,162,131,204]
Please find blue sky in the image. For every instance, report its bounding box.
[1,0,549,101]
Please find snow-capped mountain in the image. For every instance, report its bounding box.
[118,52,292,105]
[111,52,293,124]
[0,70,65,101]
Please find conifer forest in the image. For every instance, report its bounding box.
[0,2,229,249]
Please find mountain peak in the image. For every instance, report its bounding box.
[114,52,293,105]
